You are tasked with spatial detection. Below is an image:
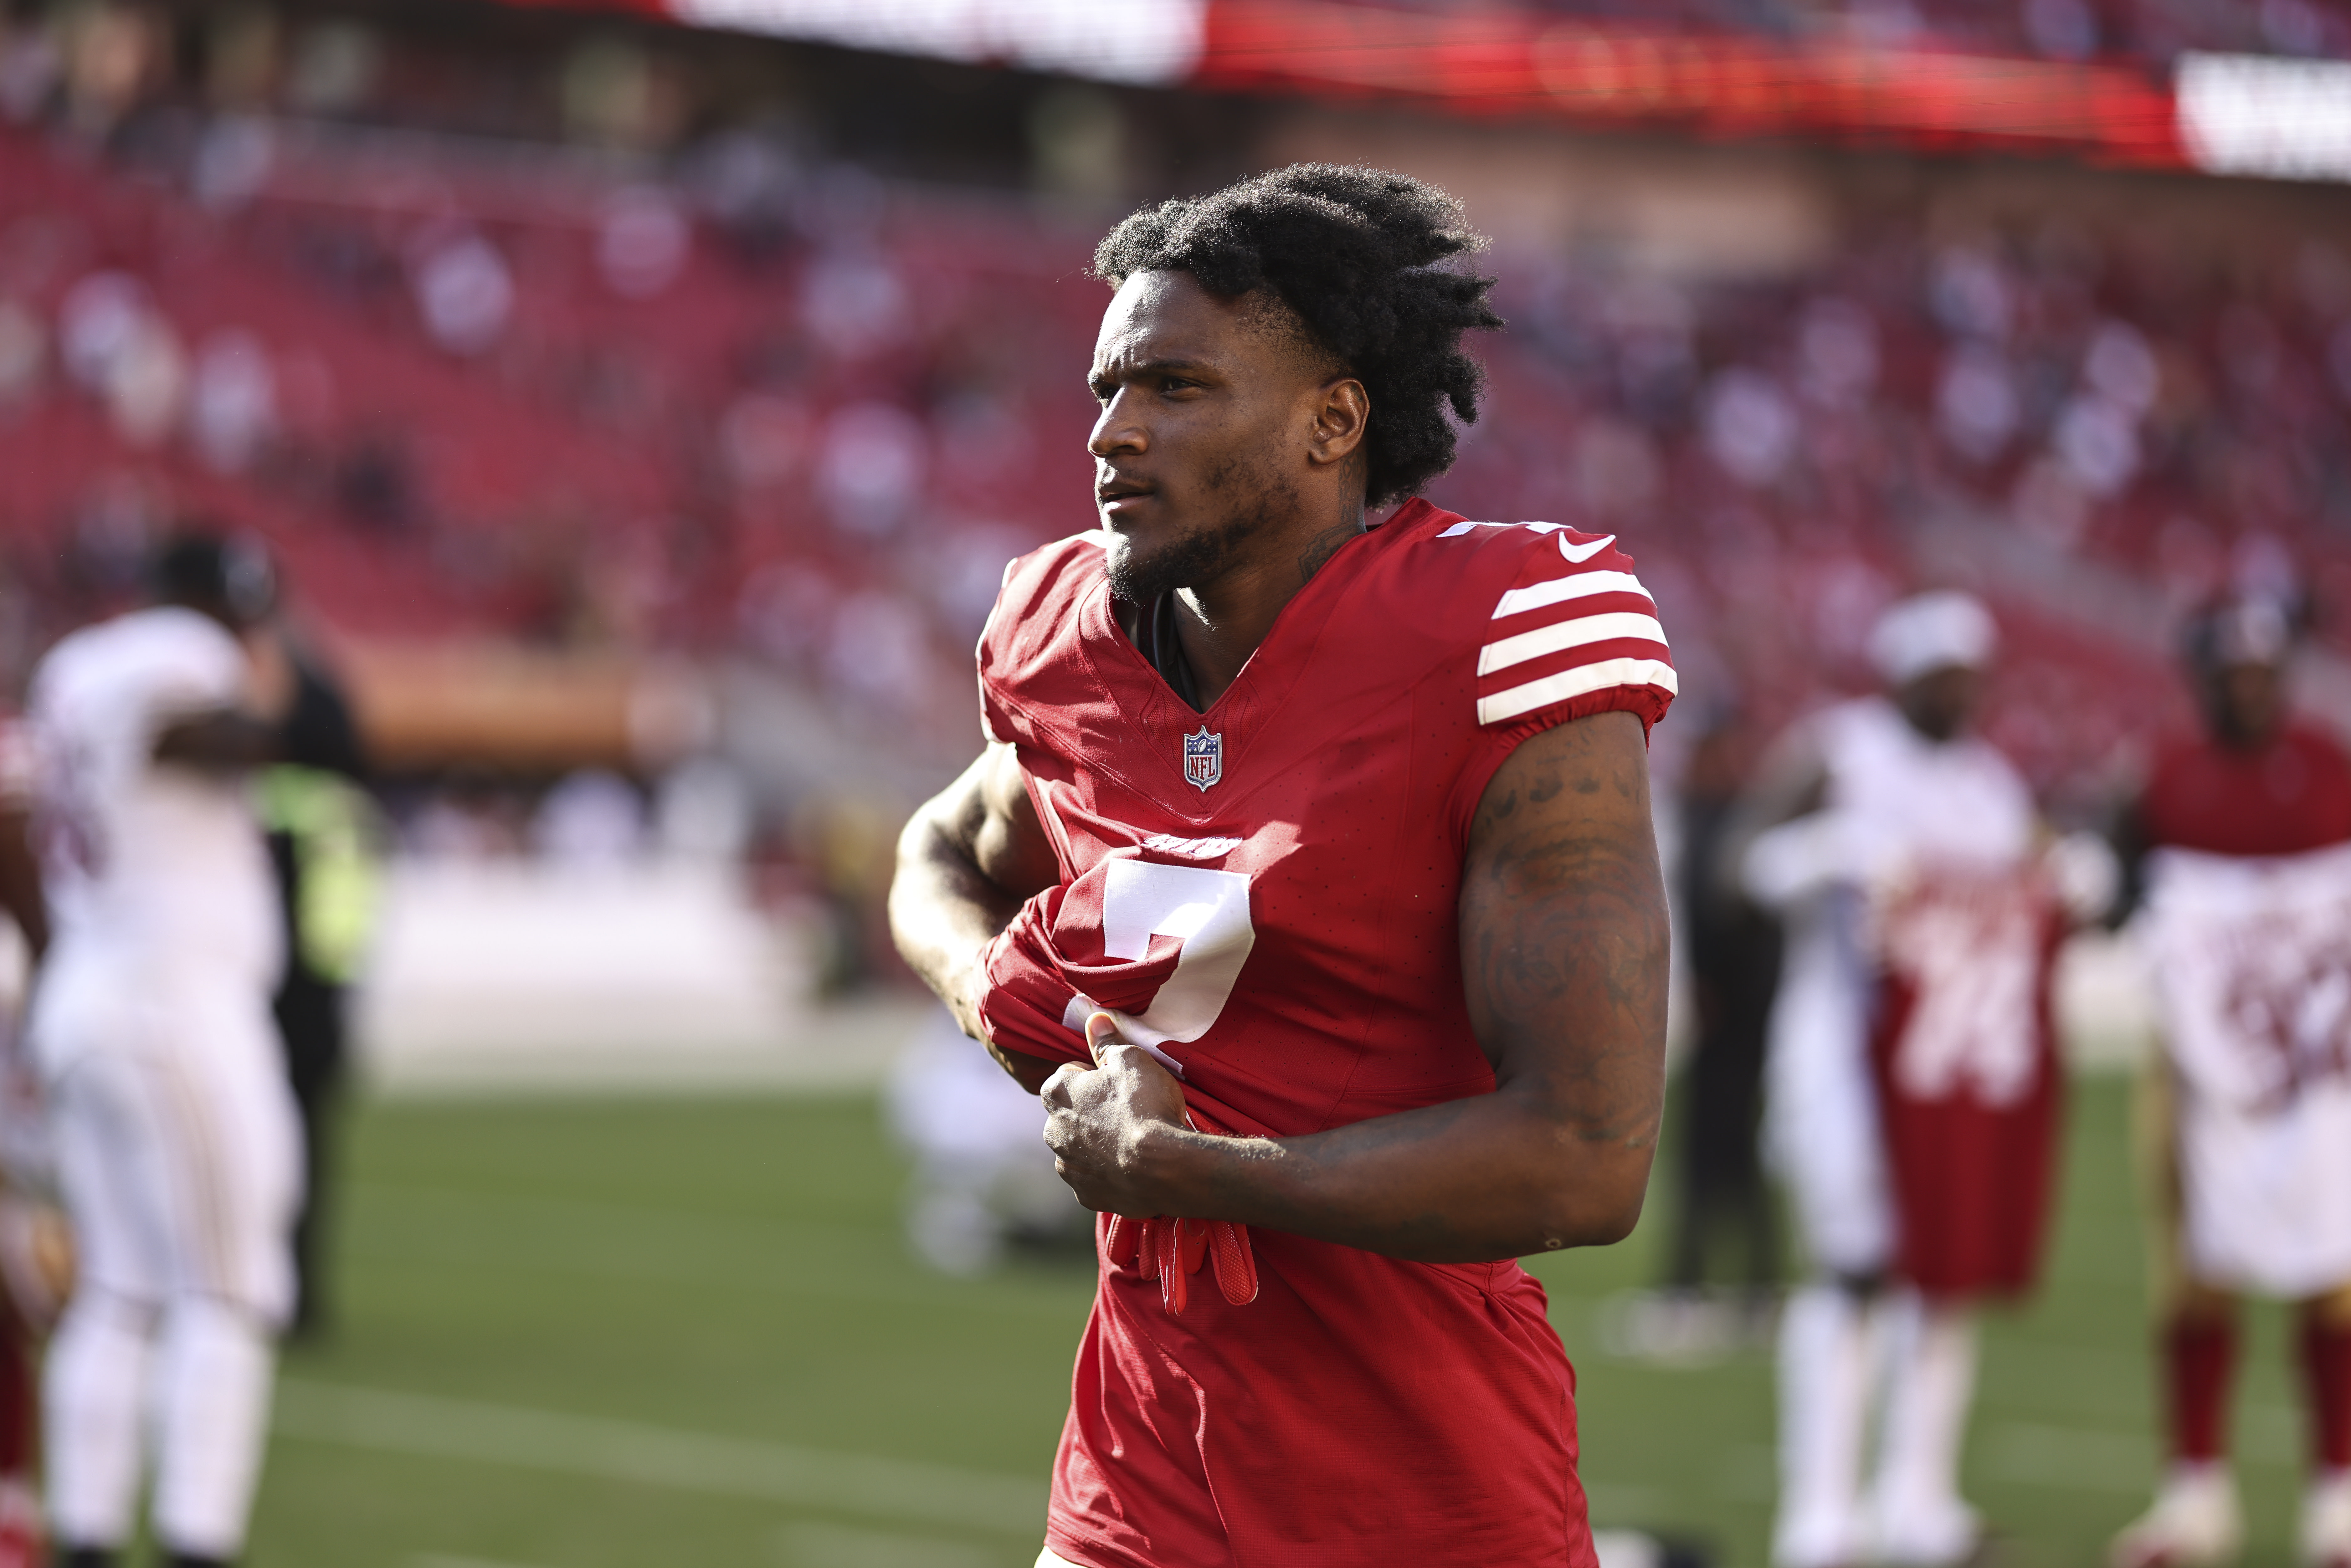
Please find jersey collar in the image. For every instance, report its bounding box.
[1074,503,1430,809]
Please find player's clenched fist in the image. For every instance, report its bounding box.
[1041,1013,1190,1216]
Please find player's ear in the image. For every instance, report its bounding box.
[1307,378,1369,469]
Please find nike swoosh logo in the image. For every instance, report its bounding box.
[1558,533,1617,563]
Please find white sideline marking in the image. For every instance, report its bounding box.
[277,1381,1045,1533]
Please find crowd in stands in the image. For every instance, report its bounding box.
[3,7,2349,817]
[0,103,1110,756]
[1473,216,2351,809]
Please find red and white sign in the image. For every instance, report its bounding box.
[490,0,2351,184]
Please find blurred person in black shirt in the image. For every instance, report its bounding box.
[256,647,373,1341]
[1619,709,1782,1365]
[1669,712,1783,1300]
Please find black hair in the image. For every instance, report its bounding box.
[151,527,275,622]
[2182,593,2298,678]
[1092,164,1502,508]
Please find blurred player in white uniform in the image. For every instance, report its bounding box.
[26,533,297,1568]
[885,1009,1088,1276]
[1734,592,2110,1568]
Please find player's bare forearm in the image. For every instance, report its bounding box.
[890,792,1021,1033]
[1045,712,1670,1263]
[153,708,282,770]
[1050,1057,1649,1262]
[888,740,1063,1091]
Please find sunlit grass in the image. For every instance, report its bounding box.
[249,1077,2316,1568]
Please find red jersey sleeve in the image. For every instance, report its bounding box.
[1474,526,1676,735]
[1442,523,1677,836]
[978,532,1105,752]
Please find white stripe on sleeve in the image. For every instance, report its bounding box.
[1492,570,1653,619]
[1479,612,1668,676]
[1477,658,1680,726]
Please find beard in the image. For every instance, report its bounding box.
[1104,514,1259,605]
[1103,454,1299,606]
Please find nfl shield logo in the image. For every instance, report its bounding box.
[1182,726,1223,792]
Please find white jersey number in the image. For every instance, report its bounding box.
[1062,858,1255,1065]
[1880,877,2043,1106]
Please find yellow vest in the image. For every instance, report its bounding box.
[256,766,383,985]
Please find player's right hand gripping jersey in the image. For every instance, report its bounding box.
[24,607,280,1031]
[974,500,1674,1568]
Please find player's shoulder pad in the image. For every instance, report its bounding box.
[975,530,1110,746]
[978,529,1104,666]
[1384,510,1678,731]
[24,616,126,713]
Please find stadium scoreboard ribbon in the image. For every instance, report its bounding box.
[500,0,2351,185]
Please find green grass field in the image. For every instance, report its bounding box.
[249,1074,2324,1568]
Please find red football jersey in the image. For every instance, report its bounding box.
[973,498,1676,1568]
[1865,864,2067,1299]
[2139,724,2351,858]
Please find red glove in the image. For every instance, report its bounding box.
[1100,1105,1259,1316]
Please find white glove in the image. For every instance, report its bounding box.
[2044,830,2120,925]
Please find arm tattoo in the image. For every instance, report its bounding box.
[1464,714,1669,1149]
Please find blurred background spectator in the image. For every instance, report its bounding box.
[1621,706,1785,1365]
[257,633,373,1340]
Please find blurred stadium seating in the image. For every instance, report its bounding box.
[1,0,2348,872]
[0,102,1104,769]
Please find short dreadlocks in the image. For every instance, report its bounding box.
[1091,164,1502,509]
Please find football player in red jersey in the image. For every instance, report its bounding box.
[891,166,1676,1568]
[2112,597,2351,1568]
